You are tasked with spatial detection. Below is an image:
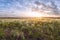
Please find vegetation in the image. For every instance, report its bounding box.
[0,18,60,40]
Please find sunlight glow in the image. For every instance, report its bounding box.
[31,12,44,17]
[26,11,45,17]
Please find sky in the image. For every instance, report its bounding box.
[0,0,60,17]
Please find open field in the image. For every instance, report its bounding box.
[0,17,60,40]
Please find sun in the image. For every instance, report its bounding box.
[32,12,44,17]
[27,11,45,17]
[25,10,49,17]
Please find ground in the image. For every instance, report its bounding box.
[0,18,60,40]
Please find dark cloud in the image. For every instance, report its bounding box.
[32,1,60,16]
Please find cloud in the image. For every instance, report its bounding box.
[0,0,60,17]
[32,0,60,16]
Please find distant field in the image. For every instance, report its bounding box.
[0,17,60,22]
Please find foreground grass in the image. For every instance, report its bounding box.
[0,18,60,40]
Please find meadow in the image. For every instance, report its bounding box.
[0,18,60,40]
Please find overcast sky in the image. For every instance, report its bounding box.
[0,0,60,17]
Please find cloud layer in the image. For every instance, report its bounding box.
[0,0,60,17]
[32,0,60,17]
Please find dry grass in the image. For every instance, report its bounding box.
[0,18,60,40]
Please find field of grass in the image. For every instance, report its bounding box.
[0,18,60,40]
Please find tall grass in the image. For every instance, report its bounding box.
[0,19,60,40]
